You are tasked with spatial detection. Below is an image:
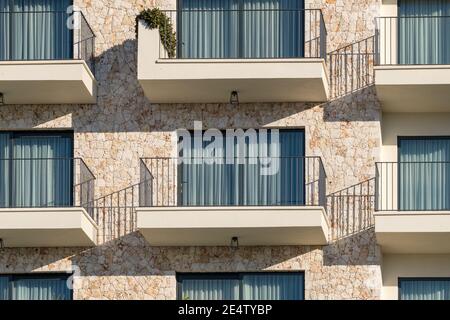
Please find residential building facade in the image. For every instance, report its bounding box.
[0,0,448,300]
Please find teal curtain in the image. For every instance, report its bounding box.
[399,138,450,210]
[179,0,304,58]
[0,275,71,300]
[0,133,10,207]
[400,279,450,300]
[179,273,304,300]
[242,273,304,300]
[179,130,304,206]
[398,0,450,64]
[181,278,240,300]
[0,0,73,60]
[0,276,9,300]
[12,278,71,300]
[0,132,73,208]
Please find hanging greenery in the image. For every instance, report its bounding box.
[136,8,177,58]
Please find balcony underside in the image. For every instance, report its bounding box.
[136,206,329,246]
[375,211,450,253]
[0,207,97,247]
[375,65,450,112]
[137,26,329,103]
[0,60,96,104]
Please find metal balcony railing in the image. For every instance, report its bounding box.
[0,10,95,73]
[139,156,327,208]
[375,162,450,211]
[155,8,327,60]
[375,16,450,65]
[0,158,95,218]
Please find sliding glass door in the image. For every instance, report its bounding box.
[0,274,72,300]
[178,129,305,206]
[0,0,73,60]
[398,137,450,210]
[400,278,450,300]
[178,0,304,58]
[0,131,73,208]
[178,272,304,300]
[398,0,450,64]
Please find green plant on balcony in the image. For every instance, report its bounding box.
[137,8,176,58]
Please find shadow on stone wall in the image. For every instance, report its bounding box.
[69,232,319,276]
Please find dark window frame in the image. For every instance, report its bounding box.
[176,128,306,207]
[176,0,306,59]
[176,271,305,300]
[0,130,74,208]
[0,273,73,300]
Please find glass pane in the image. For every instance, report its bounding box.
[12,134,73,207]
[181,278,240,300]
[398,0,450,64]
[0,0,73,60]
[179,0,304,58]
[12,277,71,300]
[242,273,304,300]
[0,276,9,300]
[399,138,450,210]
[0,133,10,208]
[400,279,450,300]
[179,130,305,206]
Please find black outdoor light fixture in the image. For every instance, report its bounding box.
[230,236,239,249]
[0,93,4,105]
[230,91,239,105]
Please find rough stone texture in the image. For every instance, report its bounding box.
[0,0,383,299]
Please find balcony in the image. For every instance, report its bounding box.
[0,158,97,247]
[136,156,329,246]
[0,10,96,104]
[374,16,450,112]
[375,162,450,253]
[137,9,329,103]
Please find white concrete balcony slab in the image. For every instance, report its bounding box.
[136,206,329,246]
[137,21,329,103]
[0,207,97,247]
[375,212,450,254]
[0,60,96,104]
[374,65,450,112]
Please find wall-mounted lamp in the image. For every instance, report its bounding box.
[0,93,4,105]
[230,91,239,106]
[230,236,239,249]
[0,238,4,249]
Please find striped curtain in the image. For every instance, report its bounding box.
[399,138,450,210]
[400,279,450,300]
[13,278,71,300]
[179,130,305,206]
[0,276,9,300]
[0,133,10,207]
[0,0,73,60]
[179,0,304,58]
[180,278,240,300]
[398,0,450,64]
[242,273,304,300]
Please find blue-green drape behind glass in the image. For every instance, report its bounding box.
[0,133,10,207]
[0,276,71,300]
[399,138,450,210]
[180,130,304,206]
[181,278,240,300]
[242,273,304,300]
[179,0,304,58]
[0,276,9,300]
[180,273,304,300]
[400,279,450,300]
[0,0,73,60]
[0,133,72,208]
[398,0,450,64]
